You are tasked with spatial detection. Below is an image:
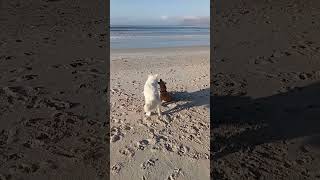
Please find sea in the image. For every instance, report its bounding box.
[110,25,209,49]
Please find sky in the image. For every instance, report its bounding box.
[111,0,210,26]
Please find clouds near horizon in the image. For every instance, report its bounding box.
[111,15,209,26]
[111,0,209,26]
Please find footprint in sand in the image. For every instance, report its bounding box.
[123,124,133,131]
[154,134,168,144]
[110,127,124,143]
[298,72,313,80]
[111,134,122,143]
[164,143,178,152]
[140,158,158,170]
[119,147,135,157]
[111,163,122,174]
[22,74,38,80]
[177,145,190,156]
[167,168,183,180]
[9,163,40,174]
[135,139,151,150]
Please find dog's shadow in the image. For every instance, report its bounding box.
[163,88,210,115]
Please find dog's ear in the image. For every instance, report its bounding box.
[159,79,162,82]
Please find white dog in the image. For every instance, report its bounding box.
[143,74,162,117]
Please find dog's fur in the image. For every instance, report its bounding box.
[143,74,161,117]
[158,79,172,102]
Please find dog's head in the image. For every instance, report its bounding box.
[147,74,159,84]
[158,79,167,90]
[158,79,166,84]
[148,74,158,79]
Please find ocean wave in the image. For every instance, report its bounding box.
[111,34,208,40]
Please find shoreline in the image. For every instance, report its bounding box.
[111,45,210,55]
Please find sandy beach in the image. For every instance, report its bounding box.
[110,46,210,180]
[0,0,107,179]
[213,0,320,179]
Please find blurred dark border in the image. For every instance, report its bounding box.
[210,0,214,179]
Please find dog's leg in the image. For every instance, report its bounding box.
[144,104,151,117]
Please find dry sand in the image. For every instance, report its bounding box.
[213,0,320,179]
[110,46,210,180]
[0,0,107,179]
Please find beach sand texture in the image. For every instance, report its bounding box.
[0,0,107,179]
[110,47,210,180]
[213,0,320,179]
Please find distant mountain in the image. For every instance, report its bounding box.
[111,16,210,27]
[179,16,210,26]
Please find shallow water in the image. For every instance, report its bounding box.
[110,25,209,49]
